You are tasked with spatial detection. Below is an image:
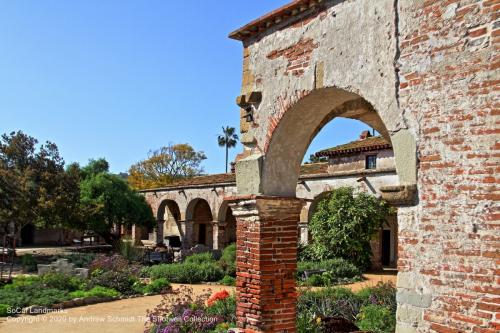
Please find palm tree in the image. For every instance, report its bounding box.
[218,126,239,173]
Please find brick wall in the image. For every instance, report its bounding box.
[397,0,499,331]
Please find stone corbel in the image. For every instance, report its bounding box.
[380,184,417,206]
[236,91,262,137]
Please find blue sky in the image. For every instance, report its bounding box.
[0,0,370,175]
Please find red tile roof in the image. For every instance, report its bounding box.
[315,136,392,157]
[229,0,324,41]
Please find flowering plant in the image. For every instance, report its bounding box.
[144,286,235,333]
[207,290,230,307]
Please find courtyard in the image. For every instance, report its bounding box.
[0,0,498,333]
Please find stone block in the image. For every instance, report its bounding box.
[396,290,432,308]
[396,304,424,326]
[395,323,418,333]
[37,264,52,275]
[235,154,263,195]
[75,268,89,279]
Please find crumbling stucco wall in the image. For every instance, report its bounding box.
[236,0,417,196]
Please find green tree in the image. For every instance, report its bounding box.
[0,131,80,239]
[306,154,327,164]
[76,159,155,244]
[217,126,238,173]
[128,143,206,189]
[308,187,392,270]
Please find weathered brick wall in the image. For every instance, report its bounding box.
[397,1,499,331]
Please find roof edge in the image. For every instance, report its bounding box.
[229,0,321,41]
[316,143,392,157]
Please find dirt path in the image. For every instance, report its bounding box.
[0,284,232,333]
[0,274,396,333]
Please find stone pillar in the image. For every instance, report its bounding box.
[179,220,193,249]
[212,221,226,250]
[229,196,304,333]
[298,222,309,244]
[131,225,142,245]
[156,220,165,245]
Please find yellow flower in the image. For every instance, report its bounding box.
[316,317,322,324]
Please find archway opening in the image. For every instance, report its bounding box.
[262,88,393,197]
[187,199,213,248]
[157,199,182,245]
[274,90,402,276]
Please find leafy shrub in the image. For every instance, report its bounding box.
[218,244,236,277]
[356,304,396,333]
[199,263,225,282]
[0,304,9,317]
[308,187,393,270]
[4,275,40,289]
[28,288,70,307]
[298,258,362,286]
[298,287,363,322]
[0,274,76,309]
[144,278,171,294]
[304,274,327,287]
[219,275,236,286]
[0,288,30,309]
[139,266,151,278]
[69,286,120,299]
[357,282,397,313]
[88,270,137,295]
[41,272,83,291]
[297,282,397,330]
[21,254,37,272]
[184,252,215,265]
[148,262,224,283]
[298,242,315,262]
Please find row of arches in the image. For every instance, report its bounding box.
[149,189,396,268]
[155,198,236,250]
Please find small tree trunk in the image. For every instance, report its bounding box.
[225,144,229,173]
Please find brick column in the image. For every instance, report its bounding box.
[229,196,304,333]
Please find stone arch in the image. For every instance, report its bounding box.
[157,199,182,243]
[186,198,214,248]
[217,200,237,248]
[256,87,416,197]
